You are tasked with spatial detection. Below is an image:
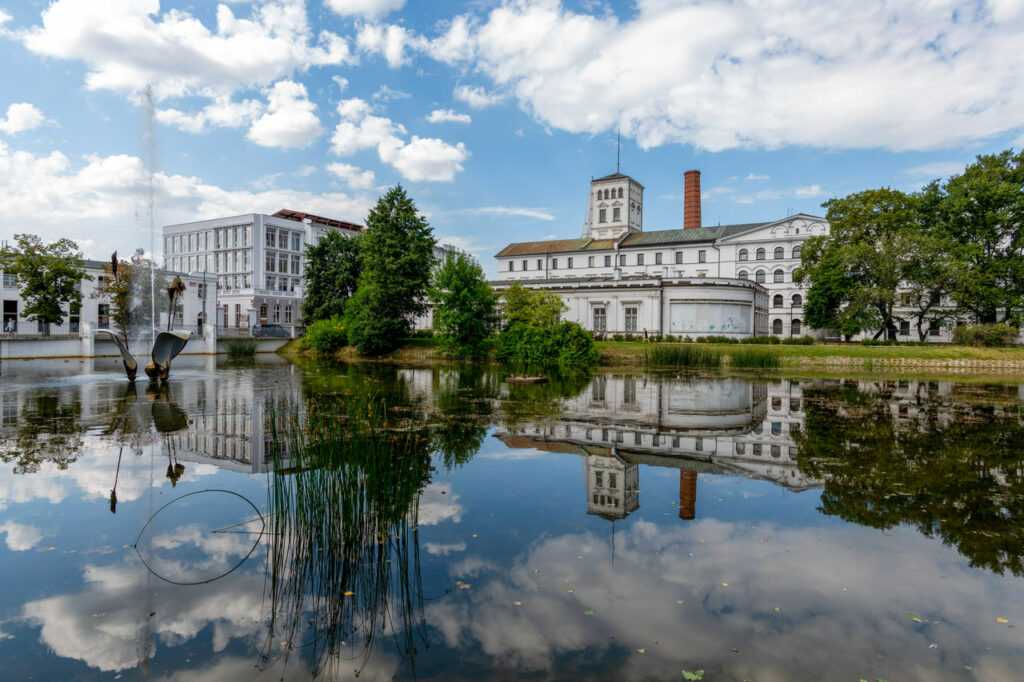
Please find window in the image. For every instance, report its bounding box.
[593,307,606,330]
[552,258,558,270]
[567,257,573,268]
[292,255,301,274]
[509,261,514,271]
[774,246,785,259]
[774,269,784,283]
[97,304,110,330]
[613,207,620,221]
[625,306,638,332]
[655,252,662,265]
[595,471,603,487]
[285,305,292,324]
[604,255,612,267]
[756,247,766,260]
[756,270,766,283]
[618,187,623,198]
[266,252,275,272]
[588,256,594,267]
[792,245,802,258]
[598,208,607,222]
[637,254,645,265]
[273,304,281,323]
[522,260,527,270]
[772,318,783,335]
[3,273,18,288]
[279,253,288,274]
[265,275,275,290]
[792,293,802,307]
[738,248,748,261]
[899,320,910,335]
[675,251,683,264]
[735,442,746,455]
[537,259,542,270]
[738,270,748,280]
[929,319,941,336]
[791,319,802,335]
[265,229,275,247]
[291,233,301,251]
[698,250,706,263]
[278,231,288,249]
[773,294,783,308]
[618,254,626,266]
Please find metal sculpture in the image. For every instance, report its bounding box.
[143,276,190,382]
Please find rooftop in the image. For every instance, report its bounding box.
[272,209,364,232]
[496,222,771,257]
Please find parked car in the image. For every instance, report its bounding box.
[252,323,290,338]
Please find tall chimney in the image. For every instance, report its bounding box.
[684,170,702,229]
[678,469,697,520]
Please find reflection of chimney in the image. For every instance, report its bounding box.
[684,170,701,229]
[679,469,697,519]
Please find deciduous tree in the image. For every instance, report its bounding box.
[302,230,363,323]
[0,234,89,335]
[429,251,498,360]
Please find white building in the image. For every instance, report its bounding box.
[163,209,363,333]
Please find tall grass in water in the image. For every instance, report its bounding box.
[643,343,722,368]
[727,348,781,368]
[223,337,257,359]
[263,393,432,678]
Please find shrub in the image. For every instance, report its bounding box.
[859,338,897,346]
[650,334,662,343]
[952,323,1020,347]
[781,335,815,345]
[306,317,348,353]
[495,321,599,367]
[740,335,778,345]
[644,343,722,368]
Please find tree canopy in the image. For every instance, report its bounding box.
[301,229,363,324]
[428,250,498,360]
[500,281,567,328]
[0,234,89,335]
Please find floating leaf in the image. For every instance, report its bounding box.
[343,591,355,596]
[681,671,704,681]
[996,617,1009,623]
[584,609,594,616]
[907,613,922,622]
[774,607,781,612]
[512,601,522,606]
[721,582,728,587]
[676,600,684,604]
[636,648,645,654]
[567,589,574,594]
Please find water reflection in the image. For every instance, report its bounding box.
[1,362,1024,680]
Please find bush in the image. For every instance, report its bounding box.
[727,349,781,368]
[741,335,779,345]
[306,317,348,353]
[223,337,257,360]
[781,335,815,345]
[495,321,599,367]
[952,323,1020,347]
[644,343,722,368]
[859,338,897,346]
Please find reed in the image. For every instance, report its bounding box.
[643,343,723,368]
[726,348,782,368]
[223,337,257,359]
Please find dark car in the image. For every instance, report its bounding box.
[252,323,290,338]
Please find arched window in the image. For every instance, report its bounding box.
[738,248,748,261]
[792,319,802,335]
[772,318,783,335]
[773,294,783,308]
[756,248,766,260]
[738,271,748,280]
[774,269,784,283]
[755,270,766,283]
[792,293,803,307]
[605,189,610,199]
[792,245,802,258]
[774,246,784,259]
[618,187,623,198]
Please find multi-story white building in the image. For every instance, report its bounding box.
[494,170,820,338]
[162,209,363,333]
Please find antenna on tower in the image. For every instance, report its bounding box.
[616,126,621,173]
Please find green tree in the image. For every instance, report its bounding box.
[798,189,921,340]
[500,281,567,328]
[91,253,135,348]
[429,251,499,360]
[0,234,90,335]
[345,186,436,355]
[921,149,1024,325]
[301,230,363,324]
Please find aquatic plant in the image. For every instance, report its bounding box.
[223,337,257,359]
[643,343,722,368]
[726,349,781,368]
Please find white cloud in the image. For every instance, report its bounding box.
[745,173,769,181]
[16,0,352,101]
[373,84,411,102]
[902,161,966,178]
[324,0,406,20]
[424,542,467,556]
[331,98,469,182]
[428,109,472,124]
[0,521,43,551]
[0,102,45,134]
[246,80,323,149]
[155,97,262,134]
[733,184,825,204]
[327,162,377,190]
[394,0,1024,152]
[453,84,504,109]
[331,75,349,92]
[356,22,425,68]
[417,482,462,526]
[465,206,555,221]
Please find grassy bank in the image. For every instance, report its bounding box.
[278,336,446,364]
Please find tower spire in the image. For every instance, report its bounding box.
[616,126,620,173]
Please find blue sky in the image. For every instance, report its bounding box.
[0,0,1022,276]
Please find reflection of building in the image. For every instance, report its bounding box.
[584,452,639,520]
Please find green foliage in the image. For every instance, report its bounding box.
[500,281,567,328]
[223,337,257,359]
[0,233,90,334]
[781,335,815,345]
[306,317,348,353]
[643,343,722,368]
[727,349,781,368]
[91,253,134,347]
[495,321,598,367]
[347,186,435,356]
[301,230,362,324]
[952,323,1020,347]
[739,335,781,345]
[429,251,499,360]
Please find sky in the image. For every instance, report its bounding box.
[0,0,1022,276]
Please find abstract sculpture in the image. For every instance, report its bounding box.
[144,276,190,382]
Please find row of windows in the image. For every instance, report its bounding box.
[597,207,621,223]
[772,319,802,335]
[597,187,624,200]
[265,228,303,252]
[265,276,300,293]
[166,226,251,255]
[739,246,801,261]
[168,250,249,275]
[773,294,803,307]
[265,251,301,275]
[507,250,709,271]
[738,269,789,283]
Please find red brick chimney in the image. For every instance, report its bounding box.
[684,170,702,229]
[679,469,697,520]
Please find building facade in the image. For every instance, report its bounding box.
[163,209,363,333]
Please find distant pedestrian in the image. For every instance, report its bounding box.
[4,318,13,335]
[642,328,649,343]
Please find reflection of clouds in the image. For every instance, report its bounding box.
[0,521,43,550]
[425,519,1024,680]
[424,542,466,556]
[417,482,462,526]
[22,560,266,672]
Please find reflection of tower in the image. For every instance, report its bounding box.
[678,469,697,520]
[583,450,639,520]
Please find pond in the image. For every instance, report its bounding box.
[1,356,1023,681]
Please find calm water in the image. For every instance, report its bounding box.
[1,356,1023,681]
